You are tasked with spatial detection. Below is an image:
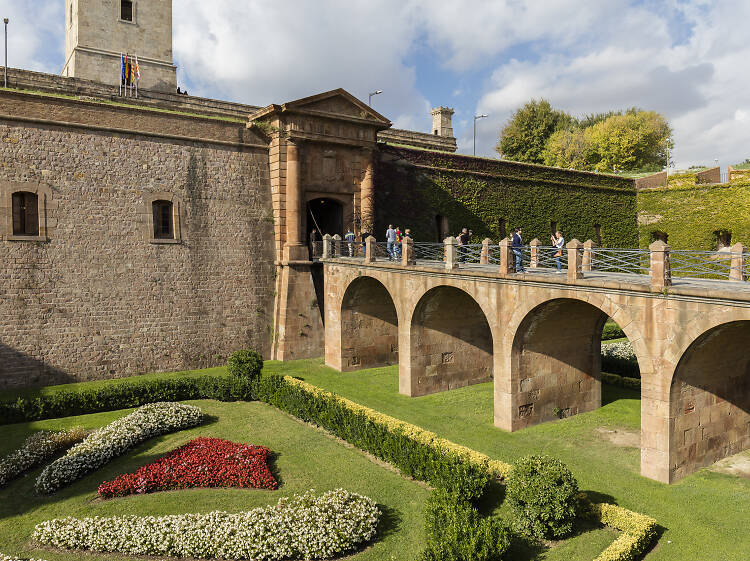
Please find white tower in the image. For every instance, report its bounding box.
[430,107,455,137]
[62,0,177,92]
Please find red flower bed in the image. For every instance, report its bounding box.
[98,437,277,499]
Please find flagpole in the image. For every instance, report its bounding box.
[119,53,122,97]
[135,53,138,99]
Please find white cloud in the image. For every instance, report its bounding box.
[0,0,63,73]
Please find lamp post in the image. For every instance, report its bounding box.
[368,90,382,106]
[473,114,487,156]
[3,18,8,89]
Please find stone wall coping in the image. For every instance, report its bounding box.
[321,259,750,305]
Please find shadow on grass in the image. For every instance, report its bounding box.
[267,451,283,488]
[476,479,505,516]
[581,490,617,504]
[602,382,640,406]
[376,504,403,540]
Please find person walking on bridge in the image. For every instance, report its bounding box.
[512,227,525,273]
[551,231,565,273]
[345,228,356,257]
[386,224,397,260]
[457,228,470,263]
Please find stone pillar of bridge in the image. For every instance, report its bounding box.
[364,235,375,263]
[402,236,415,265]
[444,237,459,270]
[333,234,342,258]
[566,239,584,281]
[730,242,746,281]
[649,240,671,291]
[480,238,492,264]
[529,239,541,268]
[499,238,513,275]
[582,240,596,272]
[322,234,332,258]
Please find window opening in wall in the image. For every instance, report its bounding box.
[434,130,438,135]
[498,217,507,240]
[650,230,668,244]
[435,215,449,242]
[594,223,602,246]
[69,2,73,26]
[714,229,732,250]
[550,220,557,235]
[12,192,39,236]
[121,0,133,22]
[152,200,173,239]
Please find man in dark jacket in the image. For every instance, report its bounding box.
[511,228,525,273]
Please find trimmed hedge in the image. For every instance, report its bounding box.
[227,350,264,381]
[421,489,510,561]
[602,372,641,391]
[582,498,658,561]
[602,321,625,341]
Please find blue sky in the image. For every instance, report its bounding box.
[2,0,749,168]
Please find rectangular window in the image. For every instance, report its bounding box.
[12,192,39,236]
[550,221,557,235]
[121,0,133,22]
[153,200,174,239]
[594,224,602,246]
[498,217,507,240]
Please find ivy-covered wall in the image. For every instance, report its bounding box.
[374,145,638,247]
[637,175,750,250]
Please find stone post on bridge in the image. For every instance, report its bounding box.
[444,237,459,270]
[730,242,746,281]
[480,238,492,264]
[364,236,375,263]
[332,234,342,258]
[529,238,541,268]
[402,236,416,266]
[322,234,332,259]
[582,239,596,272]
[649,240,671,291]
[566,239,584,281]
[498,238,513,276]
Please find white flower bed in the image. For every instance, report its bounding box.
[35,402,203,494]
[601,340,636,361]
[1,555,48,561]
[0,428,87,488]
[33,489,380,560]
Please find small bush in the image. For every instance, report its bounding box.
[601,341,640,378]
[601,321,625,341]
[602,372,641,391]
[506,455,580,540]
[227,350,264,380]
[421,489,510,561]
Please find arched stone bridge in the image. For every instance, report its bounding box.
[321,238,750,484]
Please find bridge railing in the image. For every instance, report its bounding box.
[413,242,445,261]
[587,248,650,275]
[744,252,750,281]
[669,250,734,280]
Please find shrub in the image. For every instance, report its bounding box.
[601,341,640,378]
[601,321,625,341]
[506,455,580,540]
[421,489,510,561]
[33,489,380,560]
[0,428,87,487]
[98,437,277,498]
[581,498,658,561]
[227,350,263,380]
[602,372,641,391]
[35,402,203,494]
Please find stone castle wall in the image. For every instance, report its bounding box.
[0,93,275,388]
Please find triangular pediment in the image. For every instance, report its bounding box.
[284,89,391,126]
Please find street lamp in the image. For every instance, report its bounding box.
[473,114,487,156]
[3,18,8,89]
[368,90,382,106]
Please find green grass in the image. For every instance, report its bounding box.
[266,359,750,561]
[0,399,429,561]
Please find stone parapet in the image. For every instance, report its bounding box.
[378,128,457,153]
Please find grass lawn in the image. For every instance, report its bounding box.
[0,399,429,561]
[264,359,750,561]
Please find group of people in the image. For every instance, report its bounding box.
[385,224,412,260]
[511,227,566,273]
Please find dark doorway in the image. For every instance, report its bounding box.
[307,198,344,243]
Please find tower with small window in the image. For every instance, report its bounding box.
[62,0,177,92]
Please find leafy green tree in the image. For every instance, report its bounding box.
[497,99,573,164]
[542,128,593,170]
[586,111,672,172]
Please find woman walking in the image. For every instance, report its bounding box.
[551,231,565,273]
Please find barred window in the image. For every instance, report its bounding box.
[121,0,133,22]
[152,200,174,239]
[12,192,39,236]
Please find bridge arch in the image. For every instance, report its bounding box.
[668,320,750,481]
[338,275,399,371]
[402,285,494,396]
[500,295,647,431]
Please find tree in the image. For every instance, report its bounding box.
[497,99,573,164]
[586,111,672,172]
[542,128,593,170]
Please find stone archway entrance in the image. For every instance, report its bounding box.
[307,197,344,243]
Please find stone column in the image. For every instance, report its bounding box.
[566,239,584,281]
[498,238,513,276]
[480,238,491,264]
[364,235,376,264]
[332,234,342,258]
[322,234,332,258]
[402,236,416,265]
[444,237,459,270]
[529,238,541,268]
[649,240,671,292]
[360,149,375,235]
[582,239,596,272]
[284,139,307,261]
[730,242,746,281]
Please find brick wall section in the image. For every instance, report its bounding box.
[0,121,275,388]
[634,171,667,190]
[695,166,721,184]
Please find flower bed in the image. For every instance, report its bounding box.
[33,489,380,560]
[0,428,87,488]
[601,340,640,378]
[98,437,277,498]
[35,402,203,494]
[1,555,48,561]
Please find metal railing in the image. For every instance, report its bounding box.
[588,248,650,275]
[458,244,484,264]
[744,253,750,280]
[669,250,734,280]
[413,242,445,261]
[535,245,568,270]
[310,241,323,260]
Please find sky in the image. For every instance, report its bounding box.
[1,0,749,169]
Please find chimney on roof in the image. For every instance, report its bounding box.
[430,107,454,137]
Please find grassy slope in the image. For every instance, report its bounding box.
[0,399,429,561]
[265,359,750,561]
